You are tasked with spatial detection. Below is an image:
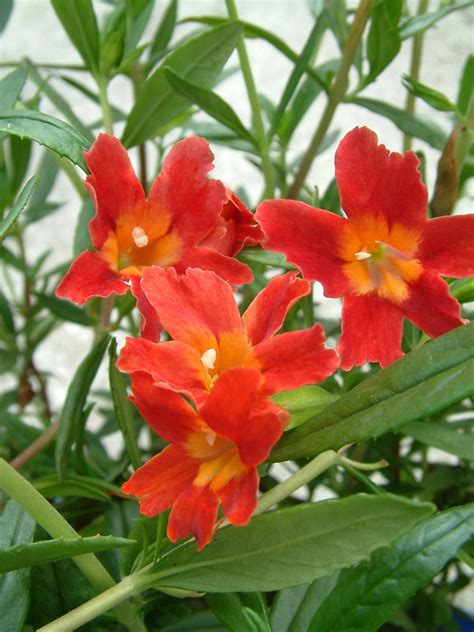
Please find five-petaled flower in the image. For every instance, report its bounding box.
[117,267,339,407]
[256,126,474,369]
[56,134,257,309]
[121,367,288,550]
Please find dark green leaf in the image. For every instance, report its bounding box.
[100,4,126,76]
[364,0,402,86]
[73,196,95,256]
[272,386,339,431]
[0,535,134,574]
[402,75,458,113]
[164,67,256,145]
[51,0,100,74]
[271,323,474,461]
[308,504,474,632]
[0,348,17,374]
[0,501,35,632]
[8,136,31,196]
[451,277,474,303]
[149,495,433,592]
[123,22,243,147]
[0,110,90,171]
[399,2,474,40]
[55,334,110,479]
[24,150,61,224]
[349,97,447,150]
[149,0,178,63]
[35,292,90,326]
[126,0,155,53]
[0,66,28,112]
[401,420,474,462]
[457,54,474,115]
[0,175,38,241]
[0,292,15,334]
[0,0,13,33]
[207,593,270,632]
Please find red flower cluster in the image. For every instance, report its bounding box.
[58,127,472,549]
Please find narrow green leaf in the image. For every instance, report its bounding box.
[0,175,38,241]
[308,505,474,632]
[35,292,89,326]
[73,197,95,256]
[149,0,178,63]
[272,386,339,431]
[364,0,402,86]
[401,420,474,462]
[0,501,35,632]
[399,2,474,40]
[271,323,474,461]
[55,335,110,480]
[109,337,142,470]
[0,292,15,334]
[0,66,28,111]
[238,247,293,270]
[149,495,433,593]
[402,75,458,113]
[8,136,32,196]
[126,0,155,53]
[207,593,270,632]
[0,109,90,171]
[51,0,100,74]
[24,150,60,224]
[0,0,13,33]
[450,277,474,303]
[457,55,474,115]
[0,535,134,574]
[350,96,447,150]
[164,67,257,145]
[123,22,243,147]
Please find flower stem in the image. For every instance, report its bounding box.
[287,0,371,199]
[403,0,429,152]
[225,0,275,198]
[0,459,145,631]
[456,91,474,169]
[97,76,114,135]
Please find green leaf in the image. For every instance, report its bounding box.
[126,0,155,53]
[123,22,243,147]
[0,175,38,241]
[364,0,402,86]
[400,420,474,462]
[55,334,110,480]
[272,386,339,431]
[457,54,474,115]
[271,323,474,461]
[349,97,447,150]
[0,66,28,111]
[207,593,270,632]
[0,109,90,171]
[451,277,474,303]
[51,0,100,74]
[238,247,294,270]
[149,495,433,593]
[307,504,474,632]
[73,196,95,256]
[0,292,15,334]
[109,337,142,470]
[164,67,257,145]
[149,0,178,64]
[35,292,90,326]
[8,136,32,196]
[402,75,458,113]
[0,501,35,632]
[0,0,13,33]
[0,535,134,574]
[399,2,474,40]
[23,150,61,224]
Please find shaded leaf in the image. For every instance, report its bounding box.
[0,66,28,112]
[401,420,474,462]
[364,0,402,86]
[0,0,13,33]
[149,0,178,64]
[35,292,90,326]
[399,2,474,40]
[51,0,100,74]
[0,176,38,241]
[457,54,474,115]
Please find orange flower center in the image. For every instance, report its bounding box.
[339,217,422,303]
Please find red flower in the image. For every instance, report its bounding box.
[56,135,254,307]
[256,127,474,369]
[121,367,288,550]
[117,267,339,407]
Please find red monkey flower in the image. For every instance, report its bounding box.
[256,127,474,370]
[56,134,255,308]
[117,267,339,407]
[122,367,288,550]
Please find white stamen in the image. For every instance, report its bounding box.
[355,251,372,261]
[131,226,149,248]
[206,431,216,446]
[201,348,217,370]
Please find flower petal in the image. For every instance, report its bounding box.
[337,293,404,370]
[168,484,219,550]
[174,245,253,285]
[256,200,350,297]
[141,267,244,354]
[122,445,198,517]
[242,271,310,345]
[335,127,427,230]
[419,215,474,278]
[130,276,162,341]
[56,250,128,305]
[118,337,207,403]
[148,136,227,246]
[402,271,465,338]
[85,134,146,249]
[220,467,258,526]
[130,372,201,445]
[250,324,339,394]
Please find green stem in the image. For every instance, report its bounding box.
[456,91,474,169]
[288,0,371,199]
[0,459,145,632]
[225,0,275,198]
[97,76,114,135]
[0,61,87,71]
[403,0,429,152]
